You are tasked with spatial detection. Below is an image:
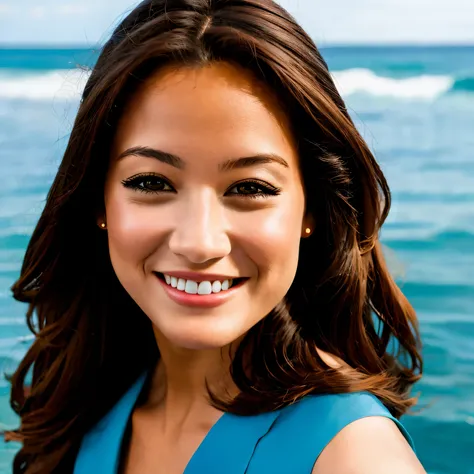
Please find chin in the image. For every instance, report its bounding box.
[153,315,250,351]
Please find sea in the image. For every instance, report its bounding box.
[0,45,473,473]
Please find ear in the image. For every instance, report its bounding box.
[301,213,315,238]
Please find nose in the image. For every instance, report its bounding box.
[168,190,231,264]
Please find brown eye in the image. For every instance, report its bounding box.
[138,177,168,192]
[235,183,263,194]
[226,180,281,198]
[121,174,175,194]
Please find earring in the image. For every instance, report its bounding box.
[100,222,107,229]
[305,227,311,235]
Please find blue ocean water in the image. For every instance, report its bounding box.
[0,45,473,473]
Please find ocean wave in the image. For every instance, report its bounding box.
[0,69,89,100]
[0,234,30,251]
[332,68,456,100]
[384,229,474,253]
[0,318,25,326]
[451,76,474,93]
[400,281,474,301]
[0,68,473,102]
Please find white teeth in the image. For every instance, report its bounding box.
[162,274,235,295]
[198,281,212,295]
[184,280,198,294]
[177,278,186,291]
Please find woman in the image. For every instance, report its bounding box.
[8,0,425,472]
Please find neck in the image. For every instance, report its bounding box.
[143,329,241,431]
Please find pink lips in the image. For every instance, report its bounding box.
[155,273,246,308]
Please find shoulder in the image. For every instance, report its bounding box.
[311,415,426,474]
[282,389,398,427]
[261,390,421,473]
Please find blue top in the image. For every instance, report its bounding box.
[74,372,415,474]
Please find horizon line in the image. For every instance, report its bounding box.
[1,41,474,50]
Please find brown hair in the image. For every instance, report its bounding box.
[8,0,422,472]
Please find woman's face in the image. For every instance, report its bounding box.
[104,62,309,350]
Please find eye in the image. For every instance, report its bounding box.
[121,174,175,194]
[226,180,281,198]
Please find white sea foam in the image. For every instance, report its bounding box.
[0,67,462,102]
[0,69,90,100]
[331,68,454,100]
[0,318,25,326]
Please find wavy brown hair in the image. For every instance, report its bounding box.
[7,0,422,472]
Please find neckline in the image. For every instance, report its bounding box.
[116,371,223,472]
[183,403,280,474]
[182,409,227,474]
[74,370,281,474]
[120,370,281,474]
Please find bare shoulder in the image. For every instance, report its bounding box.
[312,416,426,474]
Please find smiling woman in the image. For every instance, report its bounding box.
[102,63,309,355]
[7,1,424,474]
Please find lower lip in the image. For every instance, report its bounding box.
[156,275,246,308]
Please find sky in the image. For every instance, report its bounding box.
[0,0,474,46]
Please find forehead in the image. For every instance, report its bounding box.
[112,62,299,166]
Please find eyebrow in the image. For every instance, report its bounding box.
[117,146,185,168]
[117,146,289,170]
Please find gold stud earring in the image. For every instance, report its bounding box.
[100,222,106,229]
[305,227,311,235]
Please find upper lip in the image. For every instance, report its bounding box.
[156,271,242,282]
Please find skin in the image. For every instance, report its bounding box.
[101,62,425,474]
[312,417,427,474]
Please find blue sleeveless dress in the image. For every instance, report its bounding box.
[74,372,415,473]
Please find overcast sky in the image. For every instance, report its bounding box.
[0,0,474,45]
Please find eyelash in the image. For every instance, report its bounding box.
[121,173,281,199]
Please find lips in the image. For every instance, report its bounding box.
[154,272,248,308]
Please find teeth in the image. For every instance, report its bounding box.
[162,274,234,295]
[198,281,212,295]
[184,280,198,294]
[177,278,186,291]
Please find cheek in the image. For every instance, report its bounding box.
[240,198,304,284]
[104,189,161,269]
